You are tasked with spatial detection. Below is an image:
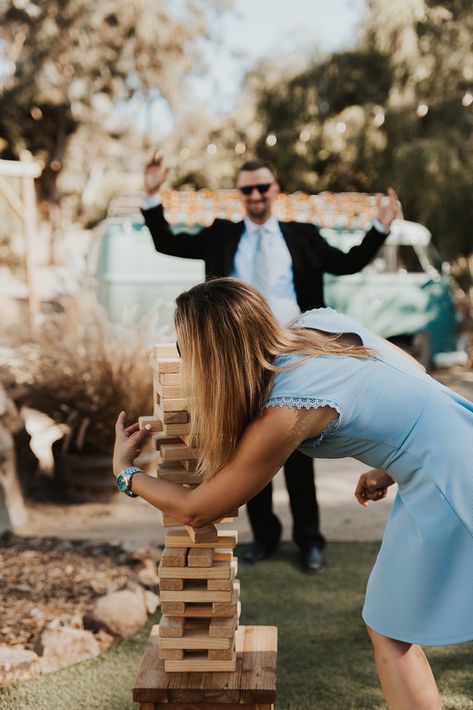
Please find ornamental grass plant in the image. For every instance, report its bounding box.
[8,295,155,456]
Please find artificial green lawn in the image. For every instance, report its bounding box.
[1,542,473,709]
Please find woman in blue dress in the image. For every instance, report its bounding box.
[114,278,473,709]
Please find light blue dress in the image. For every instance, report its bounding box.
[264,308,473,646]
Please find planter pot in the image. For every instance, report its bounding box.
[52,441,117,503]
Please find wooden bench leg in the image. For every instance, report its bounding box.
[150,705,275,709]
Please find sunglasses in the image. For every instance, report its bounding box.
[238,182,274,196]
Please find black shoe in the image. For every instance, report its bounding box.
[243,540,278,564]
[300,545,326,574]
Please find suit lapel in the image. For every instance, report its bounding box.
[279,221,299,264]
[222,221,245,276]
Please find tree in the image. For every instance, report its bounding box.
[225,0,473,260]
[0,0,232,227]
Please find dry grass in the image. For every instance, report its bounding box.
[6,295,155,454]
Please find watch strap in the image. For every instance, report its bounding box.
[117,466,142,497]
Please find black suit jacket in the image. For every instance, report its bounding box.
[142,204,388,312]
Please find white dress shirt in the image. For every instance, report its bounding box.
[230,215,301,324]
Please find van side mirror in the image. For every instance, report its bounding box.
[441,261,451,275]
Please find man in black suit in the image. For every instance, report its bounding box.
[141,152,400,572]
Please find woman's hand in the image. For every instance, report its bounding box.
[355,468,394,507]
[113,411,152,477]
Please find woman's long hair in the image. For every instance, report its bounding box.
[175,278,373,475]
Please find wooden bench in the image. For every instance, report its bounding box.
[133,624,277,709]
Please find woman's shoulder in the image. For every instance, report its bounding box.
[296,307,357,331]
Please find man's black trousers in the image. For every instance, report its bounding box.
[245,448,326,551]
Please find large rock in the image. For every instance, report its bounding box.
[136,558,160,589]
[37,627,100,674]
[91,589,148,637]
[0,645,40,684]
[144,590,160,615]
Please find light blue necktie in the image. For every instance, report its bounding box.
[251,226,274,299]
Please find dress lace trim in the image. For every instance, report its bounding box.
[263,396,342,446]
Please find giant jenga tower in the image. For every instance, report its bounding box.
[139,343,240,672]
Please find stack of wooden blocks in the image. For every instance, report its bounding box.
[139,343,240,672]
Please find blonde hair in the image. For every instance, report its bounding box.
[175,278,372,474]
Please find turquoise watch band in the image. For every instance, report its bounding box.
[117,466,142,497]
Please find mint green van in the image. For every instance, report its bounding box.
[322,219,457,364]
[87,216,457,365]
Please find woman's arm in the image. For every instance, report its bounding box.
[114,404,337,527]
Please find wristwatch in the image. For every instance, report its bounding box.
[116,466,142,497]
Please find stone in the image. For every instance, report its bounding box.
[91,589,148,637]
[137,558,159,589]
[95,629,115,652]
[144,590,160,615]
[37,627,100,674]
[0,645,40,684]
[128,545,162,562]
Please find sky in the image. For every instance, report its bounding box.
[143,0,366,135]
[196,0,367,111]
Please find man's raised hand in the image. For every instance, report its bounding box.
[144,150,169,196]
[376,187,403,230]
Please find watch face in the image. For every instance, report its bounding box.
[117,473,128,492]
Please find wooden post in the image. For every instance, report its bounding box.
[20,151,40,327]
[0,155,43,329]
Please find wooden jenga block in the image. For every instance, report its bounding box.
[159,578,184,591]
[181,433,200,448]
[188,547,213,567]
[153,343,179,358]
[208,647,235,661]
[160,512,184,527]
[160,444,199,462]
[207,574,235,591]
[160,598,238,618]
[181,458,198,472]
[158,560,232,580]
[155,382,187,399]
[138,416,162,432]
[212,549,233,562]
[164,653,236,672]
[159,629,232,650]
[159,616,185,638]
[157,465,199,483]
[152,433,182,448]
[156,357,182,374]
[159,648,184,661]
[159,371,183,385]
[161,547,188,567]
[157,394,188,412]
[209,616,238,638]
[162,421,191,436]
[212,585,240,616]
[160,583,233,603]
[160,601,185,615]
[165,529,237,549]
[185,524,218,543]
[154,405,189,424]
